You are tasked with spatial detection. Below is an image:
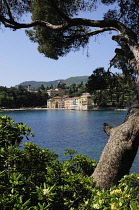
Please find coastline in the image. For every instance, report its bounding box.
[1,107,128,112]
[1,107,48,111]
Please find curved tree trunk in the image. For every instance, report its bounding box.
[92,35,139,190]
[92,110,139,189]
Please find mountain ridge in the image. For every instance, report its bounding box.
[17,76,89,89]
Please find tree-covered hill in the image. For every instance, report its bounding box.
[16,76,89,90]
[64,76,89,86]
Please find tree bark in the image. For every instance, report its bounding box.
[92,112,139,189]
[92,35,139,189]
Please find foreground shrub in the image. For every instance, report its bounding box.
[1,145,139,209]
[0,115,33,147]
[78,173,139,210]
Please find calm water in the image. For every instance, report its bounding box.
[2,110,139,173]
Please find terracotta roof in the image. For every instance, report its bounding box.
[53,96,62,99]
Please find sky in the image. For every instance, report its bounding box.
[0,4,119,88]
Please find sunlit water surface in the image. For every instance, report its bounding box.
[2,110,139,173]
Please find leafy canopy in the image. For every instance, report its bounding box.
[102,0,139,37]
[26,0,96,59]
[0,0,31,20]
[0,0,139,60]
[26,0,139,59]
[86,68,111,94]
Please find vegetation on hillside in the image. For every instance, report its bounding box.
[17,76,89,90]
[0,86,48,109]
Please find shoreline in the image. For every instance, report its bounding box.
[1,107,128,112]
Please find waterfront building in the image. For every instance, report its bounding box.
[70,97,80,110]
[47,96,64,108]
[47,88,65,97]
[79,93,93,110]
[47,93,93,110]
[64,97,72,109]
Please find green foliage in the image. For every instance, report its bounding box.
[28,0,139,59]
[26,0,139,59]
[86,68,135,107]
[63,150,97,176]
[64,148,77,159]
[86,68,110,93]
[1,115,139,209]
[64,76,89,86]
[102,0,139,40]
[65,82,87,97]
[26,0,97,59]
[84,173,139,210]
[1,144,139,209]
[0,86,48,108]
[0,0,31,22]
[0,115,33,148]
[0,143,97,209]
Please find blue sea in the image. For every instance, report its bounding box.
[2,109,139,174]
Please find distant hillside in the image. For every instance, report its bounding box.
[64,76,89,85]
[16,76,89,90]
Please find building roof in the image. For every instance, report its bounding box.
[53,96,62,99]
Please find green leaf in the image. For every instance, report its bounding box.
[130,202,138,210]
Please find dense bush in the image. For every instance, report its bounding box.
[0,115,139,209]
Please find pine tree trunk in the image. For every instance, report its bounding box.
[92,110,139,189]
[92,35,139,190]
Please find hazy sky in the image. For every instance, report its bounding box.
[0,4,119,87]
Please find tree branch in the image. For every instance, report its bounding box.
[103,123,114,136]
[0,13,123,33]
[86,27,118,36]
[63,27,118,42]
[0,15,69,30]
[3,0,15,22]
[1,11,137,61]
